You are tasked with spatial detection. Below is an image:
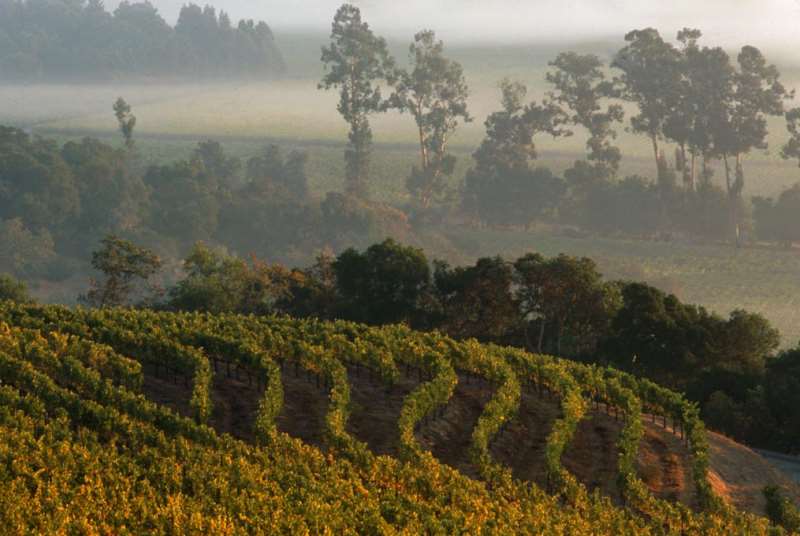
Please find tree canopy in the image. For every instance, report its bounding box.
[0,0,285,80]
[320,4,395,199]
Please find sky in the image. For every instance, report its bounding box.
[114,0,800,47]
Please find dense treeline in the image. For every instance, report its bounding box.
[0,124,391,282]
[0,0,285,80]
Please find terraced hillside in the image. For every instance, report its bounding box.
[0,302,797,534]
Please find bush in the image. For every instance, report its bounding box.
[0,274,31,303]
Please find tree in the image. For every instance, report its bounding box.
[168,242,293,314]
[708,309,779,376]
[392,30,471,208]
[0,218,56,279]
[319,4,395,199]
[547,52,624,179]
[662,29,701,191]
[763,348,800,452]
[514,253,618,354]
[61,137,149,243]
[613,28,681,178]
[601,283,711,388]
[333,239,430,326]
[662,29,723,192]
[575,175,663,236]
[193,140,241,184]
[712,46,790,245]
[434,256,518,342]
[463,80,568,225]
[0,126,80,230]
[0,0,285,81]
[82,235,162,307]
[0,274,31,303]
[245,145,309,201]
[781,107,800,166]
[279,251,338,319]
[753,183,800,244]
[113,97,136,150]
[601,282,779,390]
[144,160,221,243]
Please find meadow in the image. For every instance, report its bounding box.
[2,32,799,346]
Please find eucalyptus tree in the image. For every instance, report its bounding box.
[711,46,790,244]
[781,107,800,166]
[470,80,569,175]
[546,52,624,179]
[392,30,471,208]
[463,80,569,224]
[319,4,396,199]
[613,28,681,179]
[662,29,706,191]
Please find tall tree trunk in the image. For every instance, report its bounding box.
[734,153,744,247]
[651,134,659,178]
[722,155,739,246]
[678,143,692,192]
[723,154,732,196]
[417,100,428,171]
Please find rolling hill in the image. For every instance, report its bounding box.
[0,302,797,533]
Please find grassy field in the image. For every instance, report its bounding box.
[1,32,799,347]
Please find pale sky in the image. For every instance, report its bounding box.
[113,0,800,48]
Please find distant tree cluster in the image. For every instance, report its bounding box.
[318,6,800,247]
[464,28,794,244]
[320,6,471,207]
[0,112,415,288]
[0,0,285,80]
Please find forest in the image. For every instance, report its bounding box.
[0,0,285,80]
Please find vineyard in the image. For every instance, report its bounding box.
[0,302,796,534]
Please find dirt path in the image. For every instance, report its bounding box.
[275,364,328,448]
[416,373,495,479]
[346,364,419,457]
[208,367,263,443]
[140,364,193,419]
[563,410,623,502]
[490,389,560,486]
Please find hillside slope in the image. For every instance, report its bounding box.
[0,303,795,534]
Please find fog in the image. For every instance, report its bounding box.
[113,0,800,47]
